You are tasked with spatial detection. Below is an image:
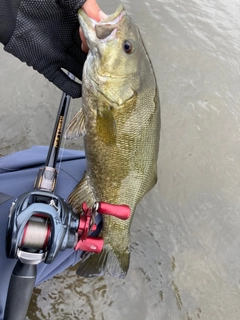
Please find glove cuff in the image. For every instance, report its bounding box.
[0,0,22,45]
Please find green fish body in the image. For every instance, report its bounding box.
[66,5,160,278]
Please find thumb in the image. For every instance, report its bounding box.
[82,0,107,22]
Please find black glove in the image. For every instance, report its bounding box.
[0,0,87,98]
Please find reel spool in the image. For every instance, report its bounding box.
[20,215,51,250]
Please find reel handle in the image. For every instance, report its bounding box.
[97,202,131,220]
[74,201,131,253]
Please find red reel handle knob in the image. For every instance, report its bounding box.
[75,237,103,253]
[98,202,131,220]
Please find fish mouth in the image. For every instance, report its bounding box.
[78,5,126,47]
[79,5,135,106]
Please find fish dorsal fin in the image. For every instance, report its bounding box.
[65,107,86,140]
[68,171,96,214]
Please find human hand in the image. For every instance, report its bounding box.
[2,0,87,98]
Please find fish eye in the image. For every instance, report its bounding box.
[123,40,133,54]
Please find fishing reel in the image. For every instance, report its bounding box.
[6,189,131,265]
[6,189,77,265]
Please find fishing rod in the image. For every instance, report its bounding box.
[4,73,130,320]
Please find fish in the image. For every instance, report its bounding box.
[66,4,160,279]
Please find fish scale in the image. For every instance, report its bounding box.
[66,4,160,278]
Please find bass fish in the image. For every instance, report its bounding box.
[66,4,160,278]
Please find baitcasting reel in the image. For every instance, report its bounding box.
[6,189,131,265]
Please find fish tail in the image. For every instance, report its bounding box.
[76,244,130,279]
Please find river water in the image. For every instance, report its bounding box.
[1,0,240,319]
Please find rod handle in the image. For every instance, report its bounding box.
[4,261,36,320]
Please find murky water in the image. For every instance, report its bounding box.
[1,0,240,319]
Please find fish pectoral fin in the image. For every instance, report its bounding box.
[65,107,86,140]
[76,244,130,279]
[68,171,96,213]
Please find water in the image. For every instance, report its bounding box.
[1,0,240,319]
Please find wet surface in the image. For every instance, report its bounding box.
[1,0,240,319]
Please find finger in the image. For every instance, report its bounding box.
[80,27,89,53]
[46,68,82,98]
[82,0,102,22]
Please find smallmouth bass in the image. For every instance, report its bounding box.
[66,4,160,278]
